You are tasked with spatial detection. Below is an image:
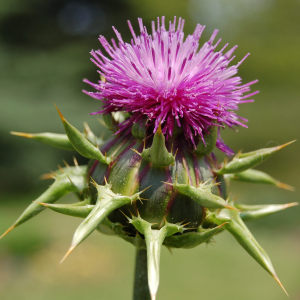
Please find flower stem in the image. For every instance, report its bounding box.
[133,249,151,300]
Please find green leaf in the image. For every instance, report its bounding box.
[56,105,112,164]
[236,202,298,221]
[215,141,295,175]
[61,181,147,262]
[11,131,75,151]
[164,224,225,249]
[0,165,88,239]
[193,125,217,156]
[164,223,226,249]
[37,200,93,218]
[141,123,175,167]
[129,215,183,300]
[225,169,294,190]
[206,209,288,295]
[171,181,238,210]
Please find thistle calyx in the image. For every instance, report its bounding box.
[140,124,175,167]
[55,105,113,164]
[193,126,218,156]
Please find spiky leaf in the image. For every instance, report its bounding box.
[0,166,88,239]
[215,141,295,175]
[56,105,112,164]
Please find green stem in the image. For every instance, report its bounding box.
[133,249,151,300]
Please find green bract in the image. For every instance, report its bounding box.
[2,107,297,300]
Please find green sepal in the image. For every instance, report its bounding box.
[132,117,148,140]
[103,112,128,132]
[37,200,94,218]
[215,141,295,175]
[163,223,226,249]
[97,218,140,246]
[141,124,175,167]
[56,105,112,164]
[225,169,294,190]
[0,165,88,239]
[103,113,119,132]
[83,122,105,147]
[62,181,147,261]
[128,215,183,300]
[193,126,217,156]
[236,202,298,222]
[206,208,288,295]
[11,131,76,151]
[171,181,238,211]
[11,122,103,151]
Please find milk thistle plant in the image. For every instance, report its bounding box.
[2,17,297,300]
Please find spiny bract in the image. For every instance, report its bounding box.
[2,17,297,300]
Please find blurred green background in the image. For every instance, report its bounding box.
[0,0,299,299]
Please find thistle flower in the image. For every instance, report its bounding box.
[2,17,297,300]
[84,16,258,155]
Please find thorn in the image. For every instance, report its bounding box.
[120,210,131,221]
[139,185,152,194]
[283,202,299,208]
[63,160,70,168]
[276,140,296,150]
[175,172,178,184]
[151,293,157,300]
[171,143,173,154]
[276,182,295,191]
[143,139,146,150]
[73,157,79,167]
[157,121,162,135]
[182,222,191,227]
[104,176,108,185]
[10,131,33,138]
[83,122,91,134]
[138,197,149,201]
[60,245,75,264]
[58,165,65,173]
[65,172,74,186]
[40,173,55,180]
[174,148,178,159]
[54,103,66,122]
[161,181,173,186]
[90,177,98,188]
[211,177,218,184]
[273,275,288,296]
[236,150,242,158]
[131,148,141,156]
[33,201,48,207]
[165,245,173,255]
[0,225,16,239]
[98,118,106,127]
[203,179,210,185]
[183,227,197,231]
[231,194,239,202]
[135,208,140,217]
[222,202,239,211]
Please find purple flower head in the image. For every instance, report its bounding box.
[84,17,258,155]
